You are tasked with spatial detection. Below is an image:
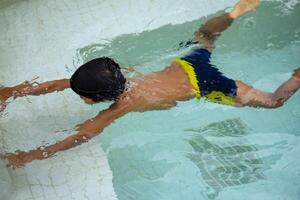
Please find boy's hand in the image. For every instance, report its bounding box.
[0,87,12,112]
[2,152,27,169]
[1,150,43,169]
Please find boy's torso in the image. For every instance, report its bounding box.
[118,63,195,112]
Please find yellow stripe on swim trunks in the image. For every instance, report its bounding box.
[204,91,237,106]
[176,59,201,99]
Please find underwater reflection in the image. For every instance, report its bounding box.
[186,118,281,200]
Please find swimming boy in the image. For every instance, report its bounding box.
[1,0,299,169]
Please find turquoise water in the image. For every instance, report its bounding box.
[0,0,299,200]
[78,2,300,200]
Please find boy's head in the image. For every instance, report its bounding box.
[70,57,126,103]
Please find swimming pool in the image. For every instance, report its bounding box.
[0,0,299,200]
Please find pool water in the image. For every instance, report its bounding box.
[0,0,300,200]
[85,2,300,200]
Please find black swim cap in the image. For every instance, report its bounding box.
[70,57,126,102]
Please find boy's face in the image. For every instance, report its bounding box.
[80,96,96,104]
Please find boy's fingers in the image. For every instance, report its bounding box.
[0,153,11,159]
[5,156,25,170]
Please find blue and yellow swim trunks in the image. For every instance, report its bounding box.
[176,47,238,106]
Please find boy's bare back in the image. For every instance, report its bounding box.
[118,63,195,112]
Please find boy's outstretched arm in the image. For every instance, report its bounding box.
[0,78,70,111]
[1,78,70,101]
[2,102,129,169]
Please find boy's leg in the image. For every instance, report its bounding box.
[195,0,259,52]
[236,68,300,108]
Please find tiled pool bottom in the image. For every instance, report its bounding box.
[0,139,117,200]
[0,159,11,200]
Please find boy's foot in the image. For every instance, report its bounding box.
[229,0,260,19]
[293,68,300,82]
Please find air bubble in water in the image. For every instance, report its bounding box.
[39,146,45,151]
[32,82,39,89]
[42,152,48,158]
